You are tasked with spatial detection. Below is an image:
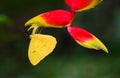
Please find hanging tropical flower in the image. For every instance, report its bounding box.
[25,0,108,66]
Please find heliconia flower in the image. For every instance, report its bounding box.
[67,26,108,53]
[25,10,74,29]
[28,34,57,66]
[65,0,102,12]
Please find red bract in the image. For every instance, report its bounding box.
[25,10,74,28]
[41,10,74,26]
[65,0,102,12]
[67,26,108,53]
[68,26,93,42]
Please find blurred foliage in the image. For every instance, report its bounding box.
[0,14,13,26]
[0,0,120,78]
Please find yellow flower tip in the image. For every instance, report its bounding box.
[92,36,109,53]
[25,15,41,26]
[77,0,103,12]
[93,44,109,53]
[24,20,32,26]
[28,34,57,66]
[100,45,109,53]
[88,37,109,53]
[76,39,108,53]
[24,21,29,26]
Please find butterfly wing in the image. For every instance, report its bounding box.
[28,34,57,66]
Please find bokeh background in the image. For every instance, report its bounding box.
[0,0,120,78]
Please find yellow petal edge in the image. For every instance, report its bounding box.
[76,35,108,53]
[77,0,103,12]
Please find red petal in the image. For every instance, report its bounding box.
[65,0,92,11]
[25,10,74,28]
[41,10,74,26]
[67,26,108,53]
[68,26,93,42]
[65,0,102,12]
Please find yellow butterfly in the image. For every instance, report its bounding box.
[28,34,57,66]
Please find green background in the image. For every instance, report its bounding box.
[0,0,120,78]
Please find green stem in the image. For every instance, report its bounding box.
[32,25,39,34]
